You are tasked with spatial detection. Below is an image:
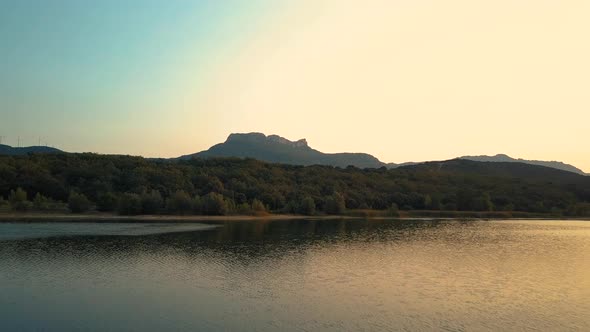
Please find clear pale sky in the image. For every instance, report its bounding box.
[1,0,589,171]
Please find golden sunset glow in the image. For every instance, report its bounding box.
[2,1,589,170]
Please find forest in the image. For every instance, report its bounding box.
[0,153,589,216]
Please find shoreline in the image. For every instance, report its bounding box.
[0,212,587,223]
[0,213,354,223]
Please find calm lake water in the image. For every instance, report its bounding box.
[0,219,588,331]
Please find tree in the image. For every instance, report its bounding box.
[166,190,193,214]
[424,195,433,209]
[236,202,251,215]
[473,193,494,211]
[202,192,228,215]
[192,195,203,214]
[96,192,118,212]
[68,191,91,213]
[9,187,31,211]
[298,196,316,215]
[325,192,345,215]
[117,193,142,215]
[251,199,267,215]
[2,153,590,218]
[141,190,163,214]
[567,202,590,216]
[387,203,400,217]
[33,193,50,211]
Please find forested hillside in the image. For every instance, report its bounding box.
[0,154,589,216]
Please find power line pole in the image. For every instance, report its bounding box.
[17,136,20,147]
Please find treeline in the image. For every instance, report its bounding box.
[0,153,589,216]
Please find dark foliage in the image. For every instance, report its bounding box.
[68,191,91,213]
[0,154,589,216]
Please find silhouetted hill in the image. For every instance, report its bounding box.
[401,159,589,184]
[0,144,63,156]
[460,154,586,175]
[179,133,387,168]
[178,133,588,174]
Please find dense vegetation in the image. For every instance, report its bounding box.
[0,153,589,216]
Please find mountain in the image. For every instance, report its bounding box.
[460,154,586,175]
[401,158,589,184]
[178,133,588,174]
[0,144,63,156]
[179,133,387,168]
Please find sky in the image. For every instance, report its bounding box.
[1,0,589,172]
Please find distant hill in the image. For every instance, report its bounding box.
[0,144,63,156]
[178,133,588,174]
[179,133,387,169]
[460,154,586,175]
[401,158,589,184]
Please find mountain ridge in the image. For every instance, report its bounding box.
[0,144,64,156]
[460,154,586,175]
[178,132,388,169]
[179,133,587,175]
[1,134,585,175]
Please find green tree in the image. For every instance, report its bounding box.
[9,187,31,211]
[474,193,494,211]
[298,196,316,215]
[33,193,50,211]
[387,203,400,217]
[117,193,142,215]
[96,192,118,212]
[424,194,433,209]
[202,192,228,215]
[192,195,203,215]
[166,190,193,214]
[68,191,91,213]
[325,192,345,215]
[251,199,267,215]
[236,202,251,215]
[141,190,163,214]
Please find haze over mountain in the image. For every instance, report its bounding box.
[1,134,585,176]
[460,154,586,176]
[178,133,388,169]
[0,144,63,156]
[178,133,586,175]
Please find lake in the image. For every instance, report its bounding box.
[0,219,588,331]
